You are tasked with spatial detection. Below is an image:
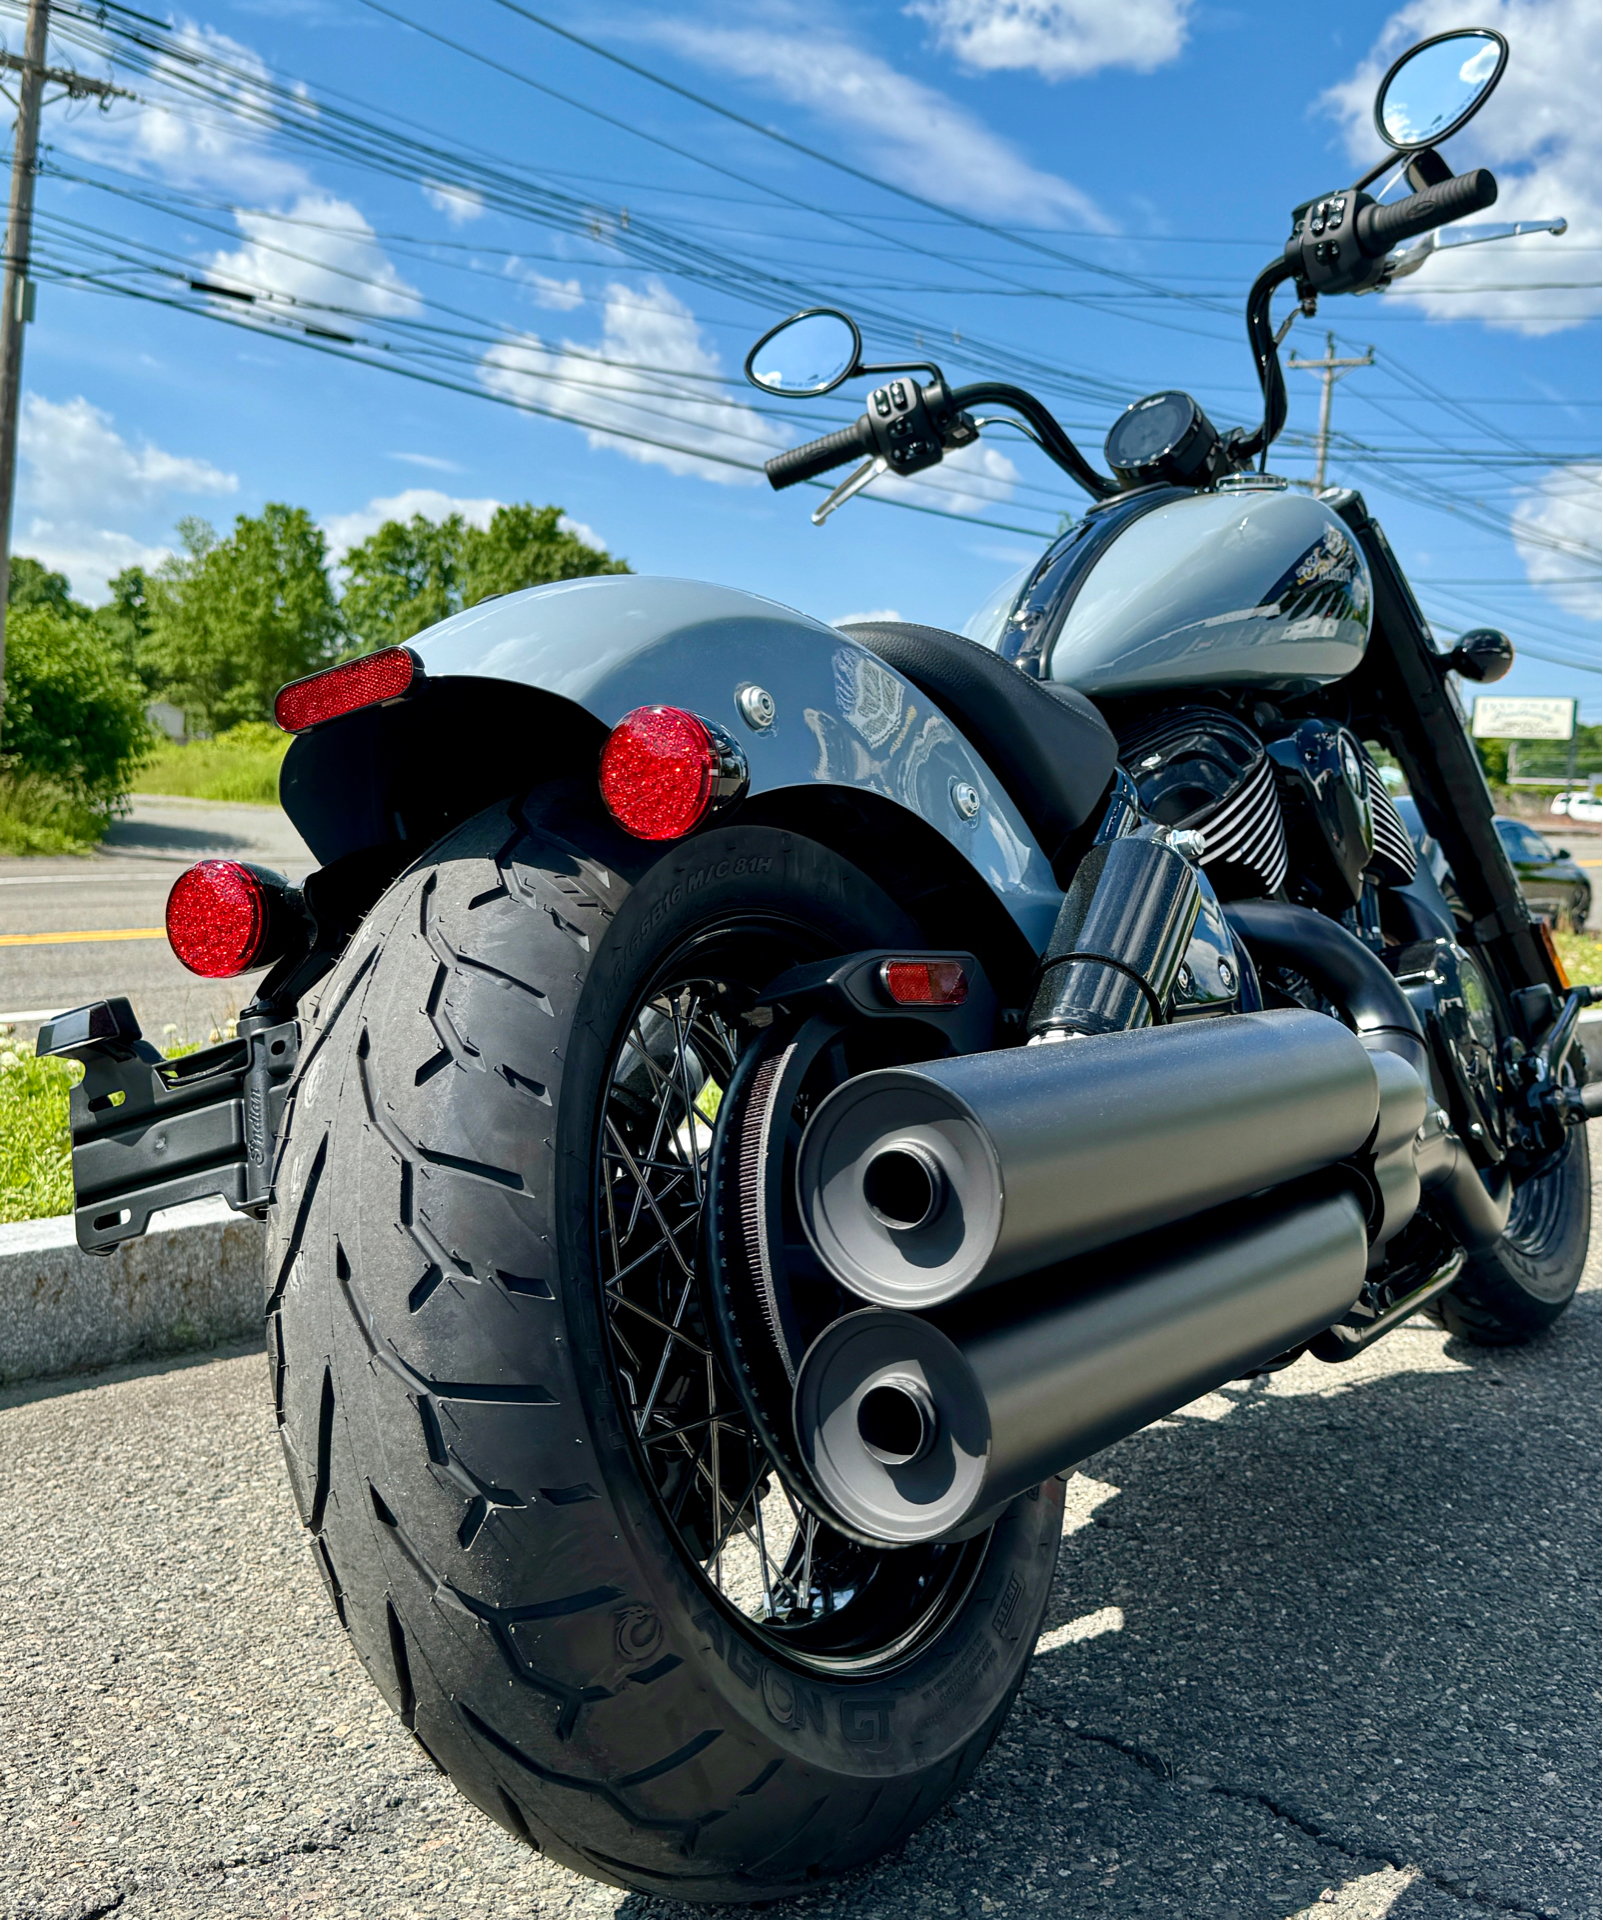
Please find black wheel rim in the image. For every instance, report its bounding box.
[593,918,984,1674]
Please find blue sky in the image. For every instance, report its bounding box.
[8,0,1599,716]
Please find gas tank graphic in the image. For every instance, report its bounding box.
[988,484,1373,696]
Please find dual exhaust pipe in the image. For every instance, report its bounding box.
[782,1005,1450,1545]
[795,1184,1370,1543]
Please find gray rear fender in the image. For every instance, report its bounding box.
[279,575,1063,986]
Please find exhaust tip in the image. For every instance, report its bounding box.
[862,1145,945,1232]
[856,1376,937,1464]
[793,1310,990,1543]
[796,1072,1002,1308]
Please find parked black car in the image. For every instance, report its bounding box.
[1396,795,1591,932]
[1495,816,1592,932]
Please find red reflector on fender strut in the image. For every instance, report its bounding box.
[274,646,415,732]
[880,959,969,1007]
[166,861,269,978]
[599,706,746,841]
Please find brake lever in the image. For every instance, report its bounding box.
[812,455,887,526]
[1387,218,1568,282]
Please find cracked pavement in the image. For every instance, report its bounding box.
[1,1130,1596,1920]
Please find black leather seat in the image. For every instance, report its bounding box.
[840,621,1116,869]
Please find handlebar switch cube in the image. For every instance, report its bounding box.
[1285,189,1388,298]
[866,378,950,478]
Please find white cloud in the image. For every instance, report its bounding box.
[205,194,420,318]
[58,23,416,324]
[13,393,237,600]
[321,489,611,565]
[479,279,784,484]
[509,264,586,311]
[321,489,501,562]
[1324,0,1601,334]
[832,608,904,626]
[557,514,608,551]
[1512,465,1602,617]
[58,22,310,201]
[388,451,465,473]
[422,179,485,225]
[645,11,1100,222]
[908,0,1192,79]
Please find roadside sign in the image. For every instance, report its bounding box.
[1471,696,1577,740]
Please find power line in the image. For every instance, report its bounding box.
[11,0,1594,596]
[0,0,127,748]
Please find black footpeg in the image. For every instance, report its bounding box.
[38,998,299,1255]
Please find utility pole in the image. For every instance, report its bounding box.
[0,0,128,749]
[1287,332,1374,493]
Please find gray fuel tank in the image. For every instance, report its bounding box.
[1038,485,1372,697]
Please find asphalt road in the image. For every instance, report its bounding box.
[0,797,314,1049]
[0,1126,1596,1920]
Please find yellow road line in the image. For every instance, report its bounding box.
[0,927,165,947]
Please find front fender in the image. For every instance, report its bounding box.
[283,575,1062,951]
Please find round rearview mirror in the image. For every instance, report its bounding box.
[1374,28,1507,151]
[744,308,862,397]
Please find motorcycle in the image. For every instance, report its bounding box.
[42,28,1597,1903]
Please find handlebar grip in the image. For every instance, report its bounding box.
[1357,168,1498,257]
[764,418,875,491]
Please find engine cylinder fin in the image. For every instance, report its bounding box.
[1117,708,1289,900]
[1364,755,1419,887]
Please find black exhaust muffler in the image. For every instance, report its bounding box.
[796,1007,1379,1309]
[792,1186,1369,1543]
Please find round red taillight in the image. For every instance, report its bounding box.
[599,706,745,841]
[165,861,269,978]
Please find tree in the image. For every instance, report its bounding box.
[1475,724,1602,798]
[341,512,465,652]
[339,502,628,654]
[1,604,149,805]
[1474,735,1510,791]
[460,504,628,606]
[142,505,345,732]
[94,565,156,684]
[9,554,80,617]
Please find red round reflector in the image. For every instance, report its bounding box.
[880,959,969,1007]
[599,706,722,841]
[274,646,415,733]
[166,861,268,978]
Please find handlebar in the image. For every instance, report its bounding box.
[948,382,1118,499]
[1357,167,1498,256]
[763,381,1116,500]
[765,418,875,490]
[1239,165,1499,465]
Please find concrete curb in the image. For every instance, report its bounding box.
[0,1198,266,1386]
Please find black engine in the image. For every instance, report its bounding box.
[1118,707,1416,913]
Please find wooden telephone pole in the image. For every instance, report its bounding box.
[0,0,128,748]
[1287,332,1375,493]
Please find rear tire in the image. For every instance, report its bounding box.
[267,789,1063,1902]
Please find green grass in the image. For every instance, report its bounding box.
[0,1031,214,1223]
[0,770,105,855]
[131,720,290,806]
[0,1043,81,1223]
[1554,929,1601,989]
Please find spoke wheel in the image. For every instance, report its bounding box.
[270,804,1065,1903]
[596,922,982,1674]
